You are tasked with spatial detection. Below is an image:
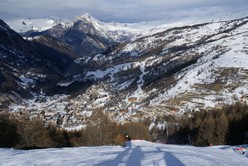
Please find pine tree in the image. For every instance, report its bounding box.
[213,112,228,145]
[195,113,215,146]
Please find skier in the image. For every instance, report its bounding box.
[122,134,132,147]
[125,134,131,141]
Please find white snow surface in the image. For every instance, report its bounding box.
[1,140,247,166]
[6,18,58,32]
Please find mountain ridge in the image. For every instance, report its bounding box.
[0,19,84,108]
[1,15,248,129]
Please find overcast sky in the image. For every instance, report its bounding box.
[1,0,248,22]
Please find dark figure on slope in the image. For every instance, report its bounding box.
[125,134,131,141]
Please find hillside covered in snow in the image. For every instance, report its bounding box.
[1,14,248,129]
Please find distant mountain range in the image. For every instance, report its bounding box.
[1,14,248,129]
[10,13,154,57]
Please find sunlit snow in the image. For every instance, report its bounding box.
[1,140,247,166]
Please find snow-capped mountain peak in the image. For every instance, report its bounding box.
[6,17,70,33]
[73,13,98,23]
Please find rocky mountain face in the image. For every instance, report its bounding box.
[0,19,85,109]
[22,14,141,57]
[2,16,248,129]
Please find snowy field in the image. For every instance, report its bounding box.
[0,140,247,166]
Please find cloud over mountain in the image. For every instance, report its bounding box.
[1,0,248,22]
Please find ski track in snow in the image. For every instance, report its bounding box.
[134,61,149,97]
[0,140,247,166]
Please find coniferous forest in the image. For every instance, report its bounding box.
[0,102,248,149]
[167,103,248,146]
